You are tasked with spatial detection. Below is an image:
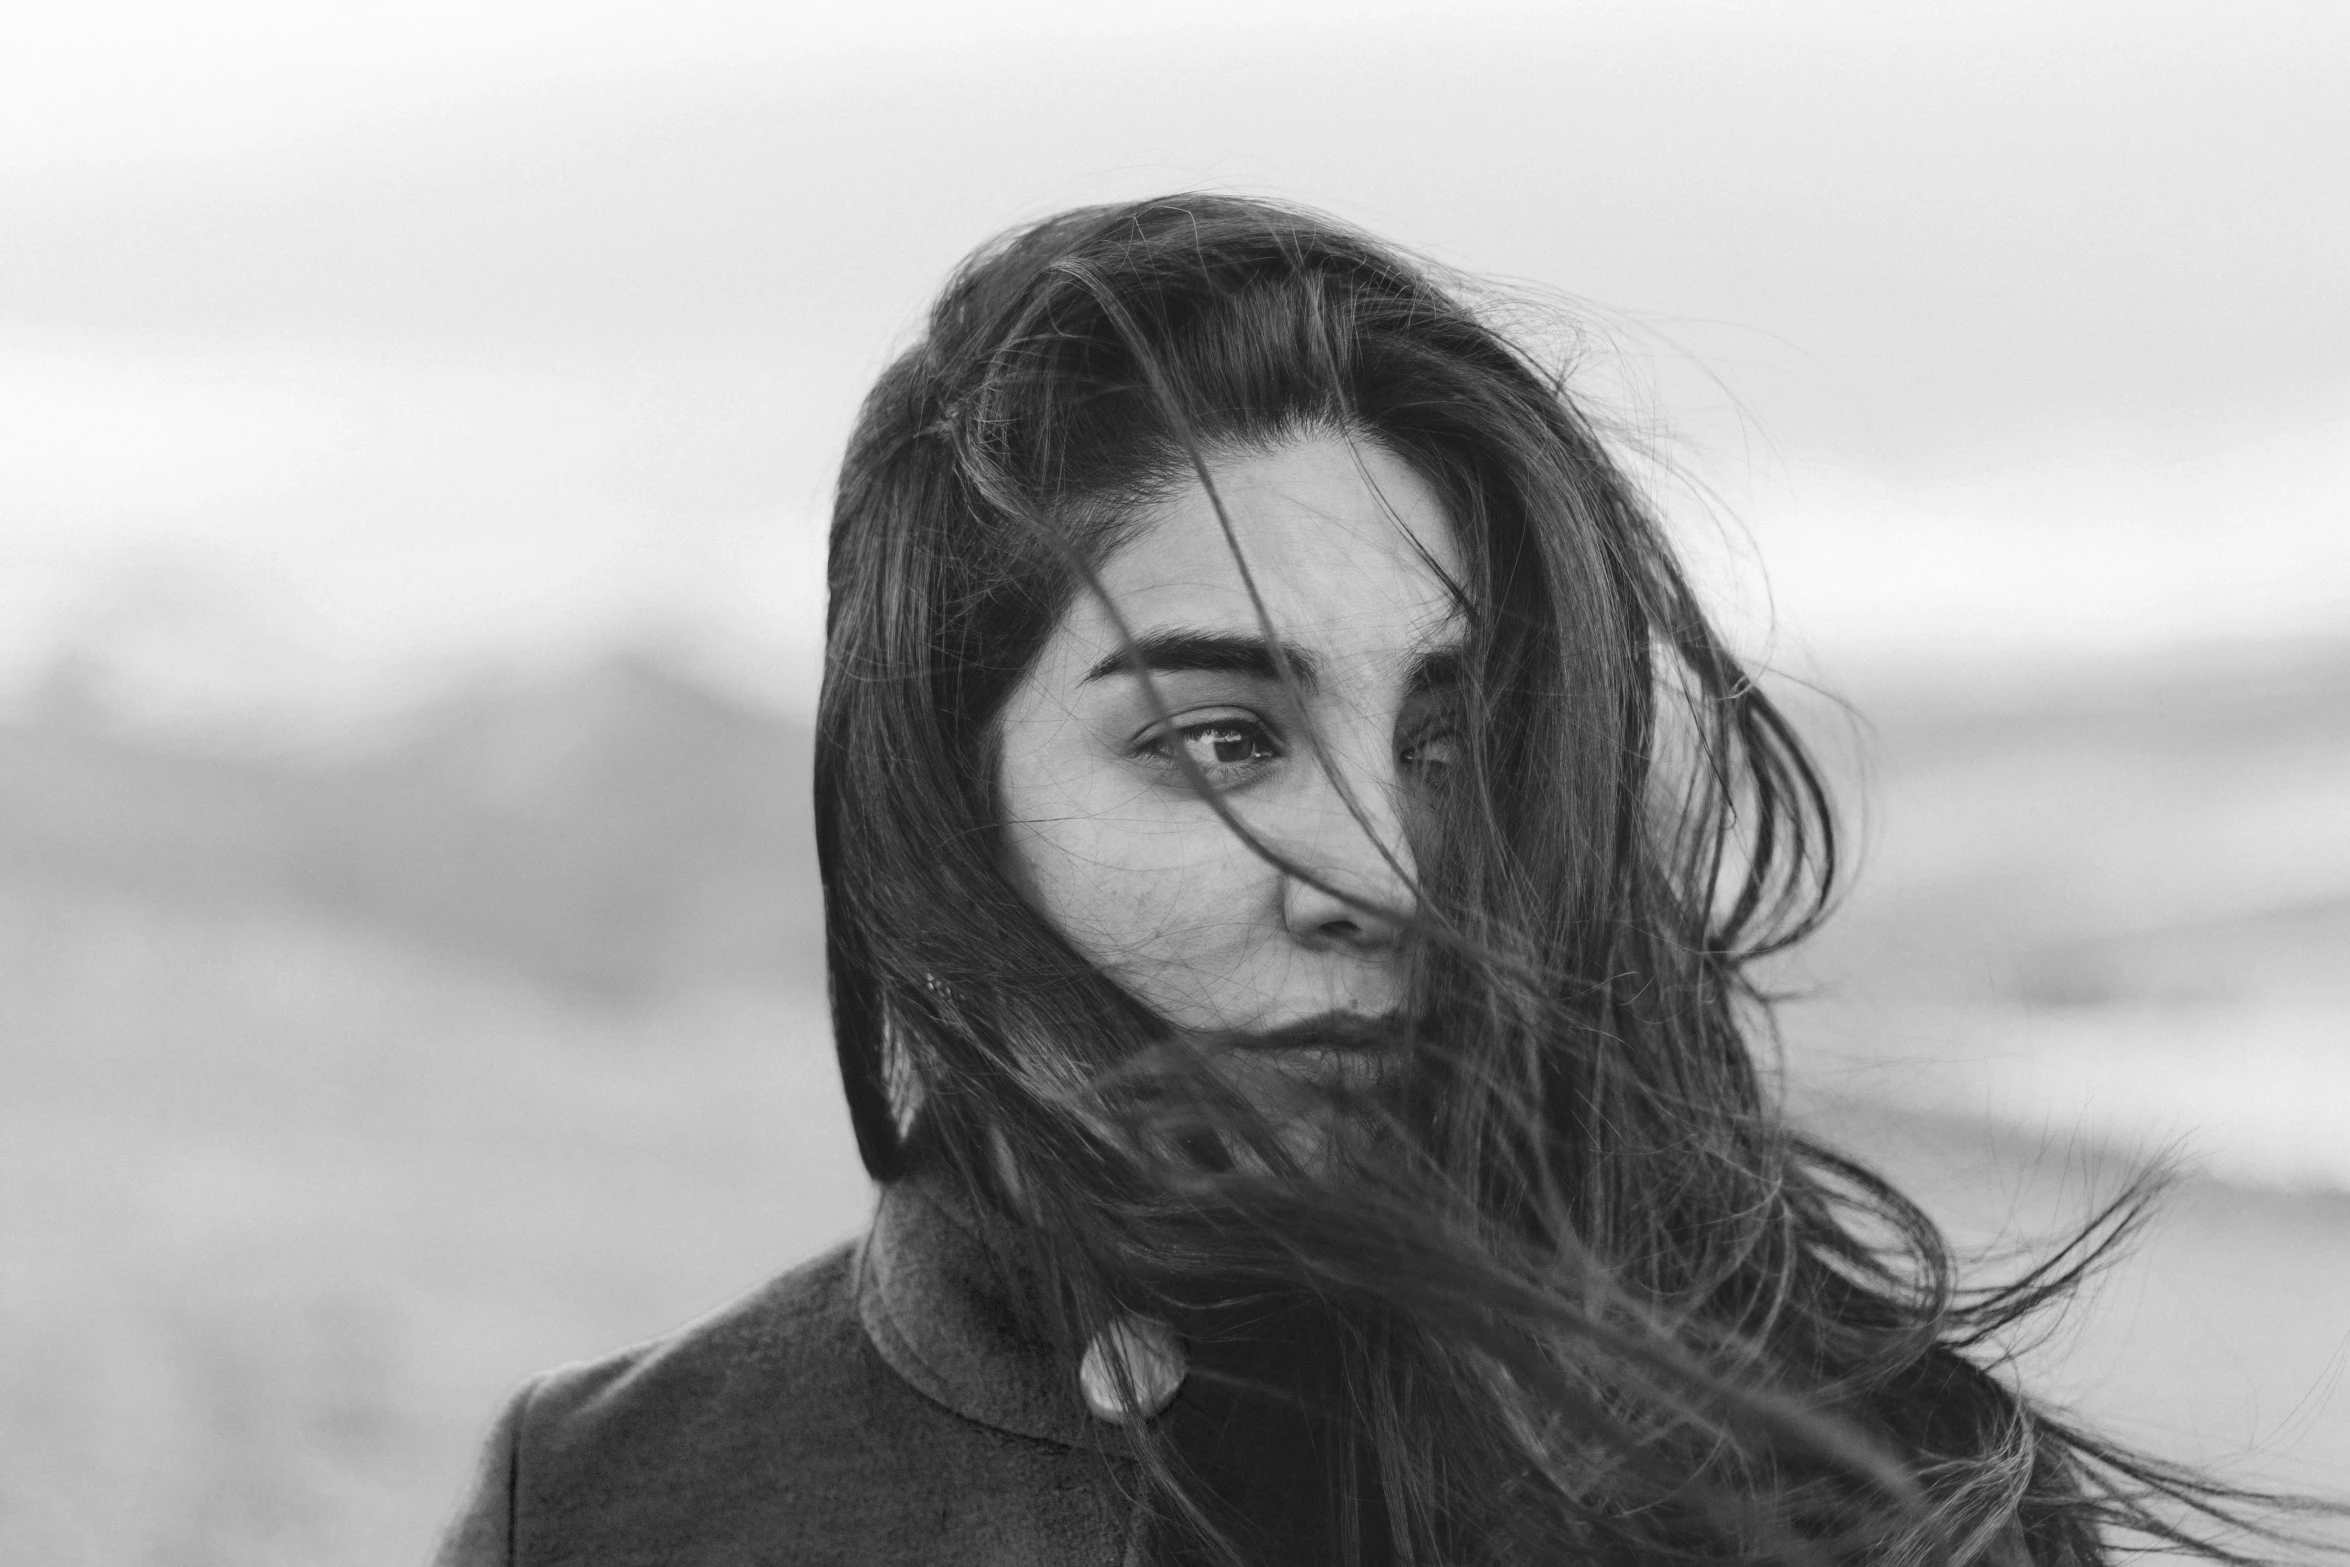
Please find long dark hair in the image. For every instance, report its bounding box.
[816,194,2322,1567]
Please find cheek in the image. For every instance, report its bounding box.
[998,704,1264,960]
[1006,800,1275,970]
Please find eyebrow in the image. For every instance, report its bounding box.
[1082,630,1318,688]
[1081,629,1464,693]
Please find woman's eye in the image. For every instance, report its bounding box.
[1140,718,1282,782]
[1399,729,1459,773]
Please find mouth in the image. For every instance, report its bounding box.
[1225,1011,1410,1056]
[1104,1013,1410,1174]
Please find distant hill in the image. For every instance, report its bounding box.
[0,652,823,997]
[1769,637,2350,998]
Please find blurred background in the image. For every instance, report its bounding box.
[1,1,2344,1560]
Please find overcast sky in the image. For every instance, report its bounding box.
[3,0,2344,726]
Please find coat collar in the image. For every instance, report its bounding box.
[853,1174,1121,1452]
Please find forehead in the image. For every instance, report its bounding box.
[1081,435,1465,660]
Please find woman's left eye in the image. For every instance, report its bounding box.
[1399,729,1459,773]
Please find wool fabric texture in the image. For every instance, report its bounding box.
[433,1178,1145,1566]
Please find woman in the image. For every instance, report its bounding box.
[437,195,2307,1566]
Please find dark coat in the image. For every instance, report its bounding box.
[433,1179,1144,1565]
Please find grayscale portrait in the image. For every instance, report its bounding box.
[2,5,2343,1566]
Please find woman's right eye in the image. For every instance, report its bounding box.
[1137,717,1283,786]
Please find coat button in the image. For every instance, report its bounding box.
[1079,1315,1185,1423]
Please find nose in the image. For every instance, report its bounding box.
[1277,760,1418,954]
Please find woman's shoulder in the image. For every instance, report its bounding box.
[522,1240,870,1455]
[433,1242,881,1565]
[435,1230,1137,1566]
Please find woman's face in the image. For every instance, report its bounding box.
[996,433,1466,1040]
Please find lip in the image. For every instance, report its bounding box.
[1226,1011,1408,1055]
